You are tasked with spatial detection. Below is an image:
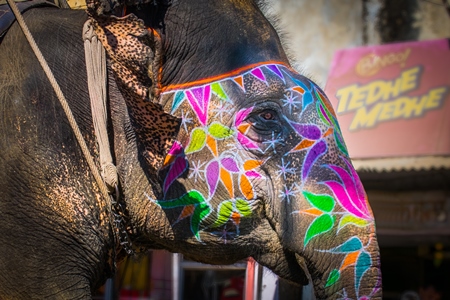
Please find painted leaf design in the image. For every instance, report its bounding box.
[340,251,360,270]
[163,156,188,193]
[243,160,262,171]
[288,121,322,140]
[302,140,327,181]
[214,200,234,227]
[156,190,206,208]
[208,122,234,139]
[303,191,335,213]
[355,251,372,292]
[245,170,262,178]
[221,157,240,172]
[206,161,220,198]
[304,214,335,246]
[331,237,363,253]
[237,132,260,150]
[240,174,254,200]
[235,107,254,126]
[236,199,252,217]
[339,215,370,230]
[206,134,218,157]
[211,82,227,100]
[220,168,234,198]
[191,202,211,240]
[185,128,206,154]
[325,158,372,220]
[325,269,340,288]
[171,91,185,113]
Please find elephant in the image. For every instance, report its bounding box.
[0,0,382,299]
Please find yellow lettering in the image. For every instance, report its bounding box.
[347,87,366,111]
[380,77,402,101]
[365,81,386,105]
[425,87,448,110]
[336,85,358,113]
[349,104,382,131]
[378,101,397,121]
[403,95,428,118]
[391,97,409,119]
[400,66,420,92]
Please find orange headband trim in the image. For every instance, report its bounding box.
[161,60,292,92]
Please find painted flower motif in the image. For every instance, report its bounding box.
[324,157,373,221]
[324,237,373,298]
[212,198,253,236]
[234,107,262,152]
[205,155,264,200]
[162,142,188,194]
[149,190,212,241]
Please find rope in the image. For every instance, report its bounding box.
[6,0,114,231]
[83,20,118,191]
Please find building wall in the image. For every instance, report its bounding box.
[268,0,450,85]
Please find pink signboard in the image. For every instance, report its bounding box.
[325,39,450,158]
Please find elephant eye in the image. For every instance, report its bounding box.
[260,111,275,121]
[244,108,283,144]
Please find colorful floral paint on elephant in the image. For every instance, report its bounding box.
[149,62,378,297]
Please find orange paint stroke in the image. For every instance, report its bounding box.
[220,168,234,198]
[233,76,244,89]
[340,251,360,271]
[179,205,195,220]
[292,139,315,152]
[161,61,291,92]
[292,86,305,94]
[300,208,323,217]
[238,123,251,134]
[206,134,218,157]
[231,212,241,226]
[240,175,254,200]
[243,159,263,171]
[323,127,334,138]
[163,155,175,168]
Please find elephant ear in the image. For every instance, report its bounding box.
[89,11,181,171]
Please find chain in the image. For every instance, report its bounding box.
[110,185,135,256]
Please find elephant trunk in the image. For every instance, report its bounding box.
[278,173,382,299]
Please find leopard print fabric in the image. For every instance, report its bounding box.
[91,14,181,171]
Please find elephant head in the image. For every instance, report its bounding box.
[84,0,382,298]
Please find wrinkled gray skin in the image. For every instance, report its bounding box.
[0,0,381,299]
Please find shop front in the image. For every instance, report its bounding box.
[325,38,450,299]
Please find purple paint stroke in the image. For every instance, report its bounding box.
[235,107,254,127]
[206,161,220,198]
[266,65,285,82]
[288,120,322,140]
[186,85,211,126]
[164,156,188,193]
[245,170,262,178]
[302,140,327,181]
[328,165,370,219]
[168,141,183,156]
[221,157,240,173]
[251,67,266,82]
[237,132,260,151]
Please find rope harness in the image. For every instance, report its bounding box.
[6,0,135,258]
